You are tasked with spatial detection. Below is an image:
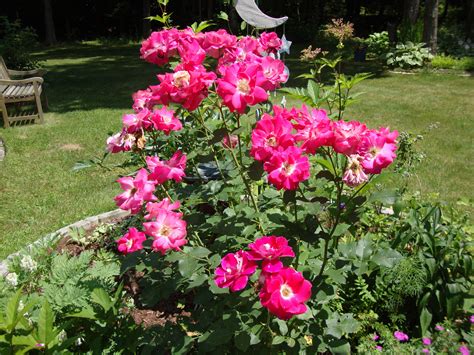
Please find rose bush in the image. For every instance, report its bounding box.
[102,26,401,351]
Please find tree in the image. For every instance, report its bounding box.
[403,0,420,25]
[43,0,57,45]
[142,0,151,37]
[423,0,439,54]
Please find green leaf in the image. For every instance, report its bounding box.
[235,332,251,351]
[332,223,350,237]
[188,247,211,259]
[368,189,400,205]
[37,299,55,346]
[272,336,285,345]
[420,307,432,336]
[91,288,113,312]
[315,158,336,176]
[275,319,288,336]
[355,238,373,260]
[248,161,264,181]
[65,306,97,320]
[5,288,22,331]
[178,257,199,278]
[217,11,229,21]
[371,248,403,268]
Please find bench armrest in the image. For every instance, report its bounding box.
[7,68,47,78]
[0,77,44,85]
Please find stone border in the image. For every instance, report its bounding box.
[0,137,5,161]
[0,209,130,276]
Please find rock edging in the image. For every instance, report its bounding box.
[0,209,130,276]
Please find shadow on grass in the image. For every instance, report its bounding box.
[29,42,388,115]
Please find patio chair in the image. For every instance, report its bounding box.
[0,57,47,128]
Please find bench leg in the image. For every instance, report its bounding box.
[34,83,44,124]
[0,101,9,128]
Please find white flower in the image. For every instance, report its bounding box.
[18,300,25,311]
[5,272,18,287]
[20,255,38,272]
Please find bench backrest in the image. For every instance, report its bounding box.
[0,57,11,80]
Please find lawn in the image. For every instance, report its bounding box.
[0,42,472,258]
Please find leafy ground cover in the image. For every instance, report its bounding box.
[0,41,472,258]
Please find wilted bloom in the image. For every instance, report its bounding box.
[150,107,182,135]
[114,168,157,214]
[343,154,368,187]
[5,272,18,287]
[215,250,257,292]
[394,331,409,342]
[248,236,295,273]
[222,134,239,149]
[132,89,154,112]
[216,62,268,114]
[116,228,147,254]
[143,209,187,255]
[459,345,470,355]
[359,129,398,174]
[264,146,310,190]
[259,267,312,320]
[258,32,282,54]
[423,338,432,346]
[250,113,294,161]
[435,325,445,331]
[20,255,37,272]
[300,45,322,62]
[106,129,137,153]
[147,150,187,184]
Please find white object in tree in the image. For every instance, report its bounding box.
[234,0,288,29]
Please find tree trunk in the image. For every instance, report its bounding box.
[43,0,57,45]
[423,0,439,54]
[467,0,474,40]
[207,0,214,20]
[142,0,151,38]
[403,0,420,24]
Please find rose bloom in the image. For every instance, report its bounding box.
[216,62,268,114]
[293,106,333,154]
[258,56,288,91]
[214,250,257,292]
[264,146,310,190]
[259,267,312,320]
[359,129,398,174]
[140,28,179,66]
[150,106,182,135]
[145,198,182,220]
[458,346,470,355]
[248,236,295,273]
[143,209,187,255]
[332,120,367,155]
[250,113,294,162]
[122,109,153,133]
[146,150,187,184]
[132,89,154,112]
[106,129,137,153]
[116,228,147,254]
[422,337,432,346]
[114,168,157,214]
[199,29,237,58]
[393,331,409,342]
[258,32,282,54]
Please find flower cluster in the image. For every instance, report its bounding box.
[214,236,312,320]
[250,105,398,190]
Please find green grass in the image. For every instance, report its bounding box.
[0,42,473,258]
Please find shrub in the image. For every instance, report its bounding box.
[366,31,390,57]
[438,25,474,58]
[0,16,41,70]
[431,55,474,71]
[386,42,433,69]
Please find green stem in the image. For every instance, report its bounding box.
[293,191,301,267]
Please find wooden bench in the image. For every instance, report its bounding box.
[0,57,47,128]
